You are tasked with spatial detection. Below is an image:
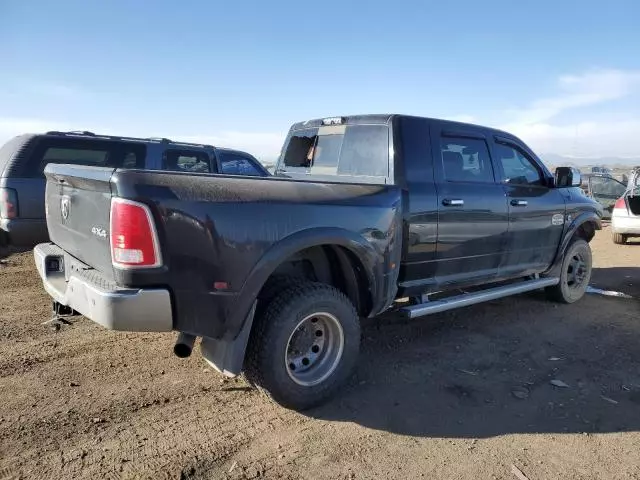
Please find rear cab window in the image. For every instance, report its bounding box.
[276,120,390,183]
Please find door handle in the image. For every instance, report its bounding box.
[510,199,528,207]
[442,198,464,206]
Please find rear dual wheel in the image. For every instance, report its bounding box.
[245,281,360,410]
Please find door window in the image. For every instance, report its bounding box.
[220,153,265,176]
[495,144,544,186]
[440,137,494,183]
[163,150,211,173]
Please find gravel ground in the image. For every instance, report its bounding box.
[1,227,639,480]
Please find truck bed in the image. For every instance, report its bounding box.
[43,164,403,339]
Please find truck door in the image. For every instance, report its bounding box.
[396,116,439,297]
[431,126,509,286]
[491,138,566,276]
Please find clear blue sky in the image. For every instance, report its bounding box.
[1,0,639,161]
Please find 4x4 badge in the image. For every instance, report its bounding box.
[61,196,70,220]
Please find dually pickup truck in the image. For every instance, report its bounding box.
[34,114,602,410]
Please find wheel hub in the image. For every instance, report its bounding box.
[567,252,587,288]
[285,312,344,387]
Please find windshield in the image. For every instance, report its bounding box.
[277,124,389,181]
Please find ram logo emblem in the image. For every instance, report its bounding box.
[60,196,70,220]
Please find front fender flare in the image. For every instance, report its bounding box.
[546,211,601,275]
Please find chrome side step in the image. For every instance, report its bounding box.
[401,277,559,319]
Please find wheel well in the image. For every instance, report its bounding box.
[574,221,597,243]
[261,245,372,317]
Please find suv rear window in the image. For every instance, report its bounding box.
[43,147,108,166]
[278,124,389,180]
[24,137,146,177]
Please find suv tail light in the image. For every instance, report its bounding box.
[0,188,18,219]
[109,198,162,268]
[614,197,627,210]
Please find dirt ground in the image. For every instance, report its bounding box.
[1,227,639,480]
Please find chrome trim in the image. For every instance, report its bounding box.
[34,243,172,332]
[402,278,559,319]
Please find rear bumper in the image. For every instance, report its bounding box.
[1,218,49,247]
[611,214,640,235]
[34,243,173,332]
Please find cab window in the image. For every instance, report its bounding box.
[441,137,494,183]
[495,144,544,186]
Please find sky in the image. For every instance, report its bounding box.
[1,0,639,162]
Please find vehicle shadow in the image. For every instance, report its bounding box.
[0,245,29,260]
[591,266,640,298]
[308,287,640,438]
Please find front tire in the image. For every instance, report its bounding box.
[546,238,592,304]
[244,282,360,410]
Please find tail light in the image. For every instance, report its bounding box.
[614,197,626,210]
[109,198,162,268]
[0,188,18,219]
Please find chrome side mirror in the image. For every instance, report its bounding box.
[555,166,581,187]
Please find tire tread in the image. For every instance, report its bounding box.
[244,281,359,410]
[545,238,592,304]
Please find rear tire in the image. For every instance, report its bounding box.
[244,282,360,411]
[255,275,298,317]
[612,232,627,244]
[546,238,592,304]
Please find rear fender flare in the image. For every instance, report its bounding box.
[230,227,382,338]
[212,228,382,376]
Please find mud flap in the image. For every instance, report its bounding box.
[200,301,256,377]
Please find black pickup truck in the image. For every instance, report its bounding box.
[34,114,602,410]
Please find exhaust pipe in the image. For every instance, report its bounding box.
[174,332,197,358]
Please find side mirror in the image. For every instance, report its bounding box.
[555,166,581,188]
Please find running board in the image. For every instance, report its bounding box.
[401,278,559,319]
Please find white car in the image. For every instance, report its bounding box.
[611,168,640,244]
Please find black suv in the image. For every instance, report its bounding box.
[0,131,270,247]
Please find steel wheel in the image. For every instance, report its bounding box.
[285,312,344,387]
[546,238,592,304]
[566,252,588,290]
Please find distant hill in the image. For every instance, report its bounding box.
[541,153,640,169]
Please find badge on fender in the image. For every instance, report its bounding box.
[552,213,565,226]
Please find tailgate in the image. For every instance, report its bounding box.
[44,164,116,280]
